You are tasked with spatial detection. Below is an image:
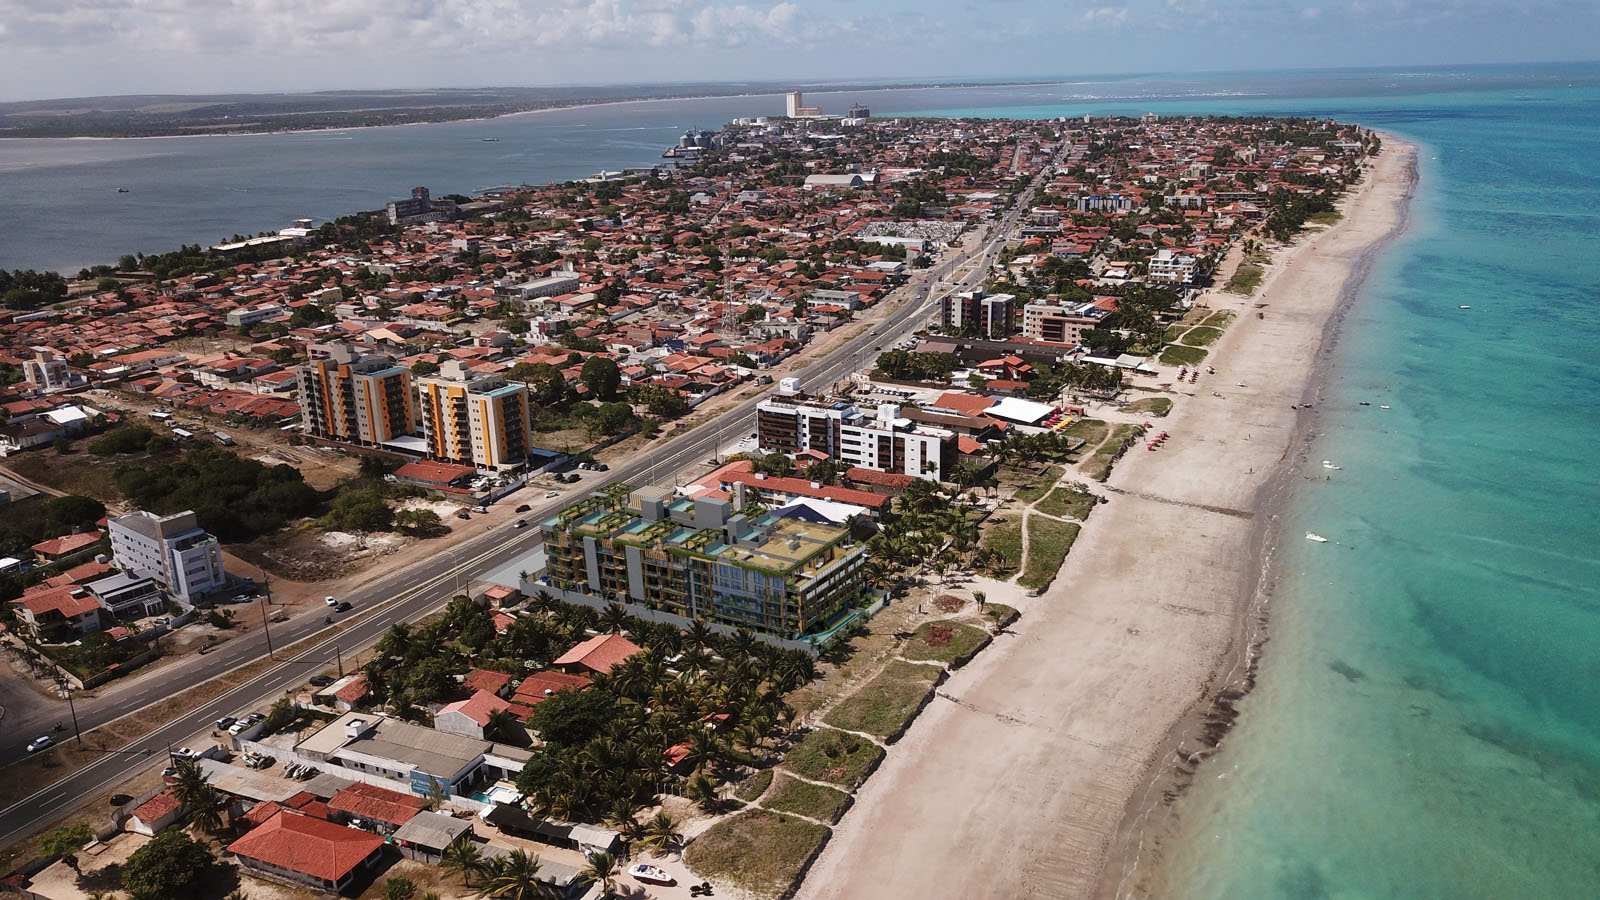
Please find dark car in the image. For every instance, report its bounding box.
[308,675,335,688]
[594,463,609,471]
[334,601,353,613]
[215,715,237,731]
[512,519,528,529]
[109,793,133,807]
[515,504,531,513]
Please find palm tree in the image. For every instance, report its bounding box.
[442,835,489,888]
[581,851,620,897]
[599,603,629,635]
[478,849,549,899]
[170,758,208,806]
[188,783,228,836]
[635,811,684,855]
[684,770,721,813]
[973,590,987,610]
[604,797,642,839]
[484,708,520,744]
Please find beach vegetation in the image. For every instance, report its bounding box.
[784,728,884,787]
[762,774,851,823]
[1037,487,1098,521]
[1181,326,1222,347]
[1012,464,1064,504]
[1124,396,1173,417]
[1019,518,1082,591]
[683,809,830,898]
[823,660,941,739]
[1309,210,1343,226]
[1158,344,1207,367]
[978,516,1022,576]
[902,620,991,666]
[733,768,775,802]
[1224,263,1264,295]
[1083,424,1142,482]
[1061,418,1111,448]
[1202,310,1236,328]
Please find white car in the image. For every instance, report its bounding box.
[325,595,337,607]
[26,735,54,753]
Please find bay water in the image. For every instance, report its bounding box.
[4,65,1599,895]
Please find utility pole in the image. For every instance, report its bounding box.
[334,644,344,678]
[58,680,82,748]
[259,595,275,659]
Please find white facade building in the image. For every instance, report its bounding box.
[107,510,226,604]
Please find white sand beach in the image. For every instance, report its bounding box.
[796,139,1419,900]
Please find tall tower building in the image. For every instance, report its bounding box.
[415,360,534,470]
[298,342,415,446]
[786,91,803,118]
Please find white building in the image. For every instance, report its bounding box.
[23,349,85,393]
[107,510,226,605]
[1147,248,1199,284]
[756,394,955,481]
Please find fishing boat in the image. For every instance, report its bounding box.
[630,864,675,885]
[1322,461,1341,470]
[1379,405,1391,410]
[1359,401,1371,406]
[1459,305,1471,309]
[116,188,129,193]
[1306,532,1329,543]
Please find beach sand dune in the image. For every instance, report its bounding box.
[796,140,1417,900]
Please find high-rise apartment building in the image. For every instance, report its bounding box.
[415,360,534,470]
[541,484,865,641]
[298,342,415,446]
[107,510,226,604]
[940,290,1017,338]
[756,391,954,481]
[1022,300,1110,345]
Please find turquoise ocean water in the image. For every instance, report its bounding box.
[3,65,1597,894]
[905,67,1600,897]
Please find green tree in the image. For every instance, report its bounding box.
[384,876,418,900]
[38,822,94,870]
[580,356,621,400]
[525,689,617,747]
[261,695,295,735]
[581,851,620,897]
[634,811,684,855]
[121,830,215,900]
[43,495,106,535]
[441,835,490,888]
[477,848,550,899]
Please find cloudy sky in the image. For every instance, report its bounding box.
[1,0,1595,101]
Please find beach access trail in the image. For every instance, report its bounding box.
[797,141,1417,900]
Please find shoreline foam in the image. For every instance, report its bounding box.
[796,138,1419,900]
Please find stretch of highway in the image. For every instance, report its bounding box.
[0,150,1060,847]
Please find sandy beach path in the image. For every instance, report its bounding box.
[795,141,1417,900]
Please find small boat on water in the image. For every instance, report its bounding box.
[630,864,675,885]
[1459,305,1471,309]
[1306,532,1329,543]
[1322,461,1341,470]
[1379,405,1391,410]
[1359,401,1371,406]
[116,188,129,193]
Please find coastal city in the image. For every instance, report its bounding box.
[0,94,1381,900]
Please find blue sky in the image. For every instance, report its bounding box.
[0,0,1595,101]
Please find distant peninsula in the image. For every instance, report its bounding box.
[0,80,1059,139]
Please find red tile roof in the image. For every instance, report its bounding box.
[11,586,101,619]
[327,783,425,827]
[228,810,384,883]
[131,788,182,824]
[31,532,101,557]
[553,633,643,675]
[438,689,511,727]
[463,669,512,695]
[512,670,592,704]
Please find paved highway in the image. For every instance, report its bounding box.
[0,150,1060,845]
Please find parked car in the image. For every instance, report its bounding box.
[228,720,252,736]
[545,490,559,498]
[230,593,253,604]
[514,504,531,513]
[594,463,609,471]
[215,715,237,731]
[25,736,53,753]
[171,747,200,761]
[324,595,338,607]
[308,674,335,687]
[109,793,132,807]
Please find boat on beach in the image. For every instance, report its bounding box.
[1322,461,1341,470]
[630,864,675,885]
[1306,532,1329,543]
